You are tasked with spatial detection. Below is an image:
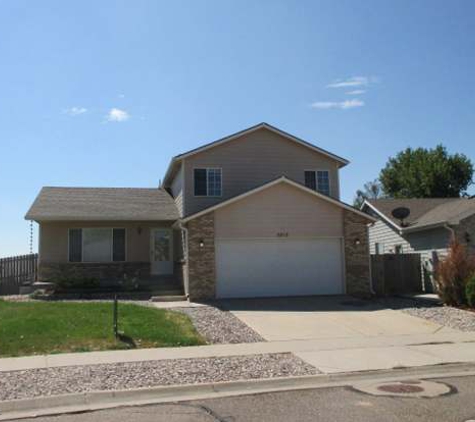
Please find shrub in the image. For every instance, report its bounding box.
[434,241,475,306]
[51,265,100,291]
[119,271,141,292]
[466,275,475,308]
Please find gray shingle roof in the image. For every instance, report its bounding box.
[366,197,475,231]
[25,187,179,221]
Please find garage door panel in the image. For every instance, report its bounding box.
[216,238,343,299]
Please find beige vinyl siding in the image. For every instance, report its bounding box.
[170,163,184,217]
[215,183,343,239]
[184,127,341,216]
[39,221,175,264]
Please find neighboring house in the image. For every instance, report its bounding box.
[361,198,475,287]
[25,122,375,300]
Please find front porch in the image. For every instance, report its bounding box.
[36,221,186,296]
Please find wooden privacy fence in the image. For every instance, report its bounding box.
[371,253,422,296]
[0,253,38,295]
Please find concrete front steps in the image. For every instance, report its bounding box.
[148,278,186,302]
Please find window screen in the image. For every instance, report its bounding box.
[316,171,330,196]
[207,168,222,196]
[82,228,112,262]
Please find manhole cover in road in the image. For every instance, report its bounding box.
[352,379,453,398]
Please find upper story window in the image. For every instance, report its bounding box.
[304,170,330,196]
[194,168,222,197]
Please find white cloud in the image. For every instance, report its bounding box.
[327,76,369,88]
[106,108,130,122]
[63,106,87,116]
[311,99,365,110]
[346,89,366,95]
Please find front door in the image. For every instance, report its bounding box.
[150,228,173,275]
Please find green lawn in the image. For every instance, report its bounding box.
[0,300,206,357]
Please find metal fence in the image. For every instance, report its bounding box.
[0,253,38,295]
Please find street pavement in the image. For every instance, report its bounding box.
[21,374,475,422]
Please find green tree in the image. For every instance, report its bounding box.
[380,145,473,198]
[353,179,385,208]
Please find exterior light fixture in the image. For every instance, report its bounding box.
[354,238,361,246]
[465,232,471,243]
[199,239,205,248]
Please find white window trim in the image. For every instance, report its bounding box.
[304,169,331,196]
[193,167,223,197]
[67,227,127,263]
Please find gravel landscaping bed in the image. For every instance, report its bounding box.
[176,306,265,344]
[379,297,475,332]
[0,353,317,401]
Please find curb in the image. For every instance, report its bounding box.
[1,362,475,420]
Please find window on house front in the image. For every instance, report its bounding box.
[194,168,222,196]
[304,170,330,196]
[68,228,126,262]
[395,244,403,254]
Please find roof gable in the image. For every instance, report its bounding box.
[181,176,375,223]
[163,123,349,186]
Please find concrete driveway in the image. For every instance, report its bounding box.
[219,296,456,342]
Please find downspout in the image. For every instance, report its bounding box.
[443,223,456,242]
[367,224,376,296]
[178,221,190,299]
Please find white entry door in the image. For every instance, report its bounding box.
[150,228,173,275]
[215,238,344,298]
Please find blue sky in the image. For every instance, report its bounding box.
[1,0,474,257]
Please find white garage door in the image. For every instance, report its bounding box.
[215,238,344,299]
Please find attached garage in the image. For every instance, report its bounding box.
[183,177,374,301]
[215,237,344,298]
[213,180,345,299]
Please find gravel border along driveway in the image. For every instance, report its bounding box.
[0,353,318,401]
[380,297,475,332]
[176,306,265,344]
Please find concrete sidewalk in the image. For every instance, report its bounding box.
[2,331,475,374]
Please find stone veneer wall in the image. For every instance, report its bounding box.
[187,212,216,301]
[38,262,150,283]
[343,210,372,297]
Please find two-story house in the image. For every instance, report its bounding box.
[25,123,375,300]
